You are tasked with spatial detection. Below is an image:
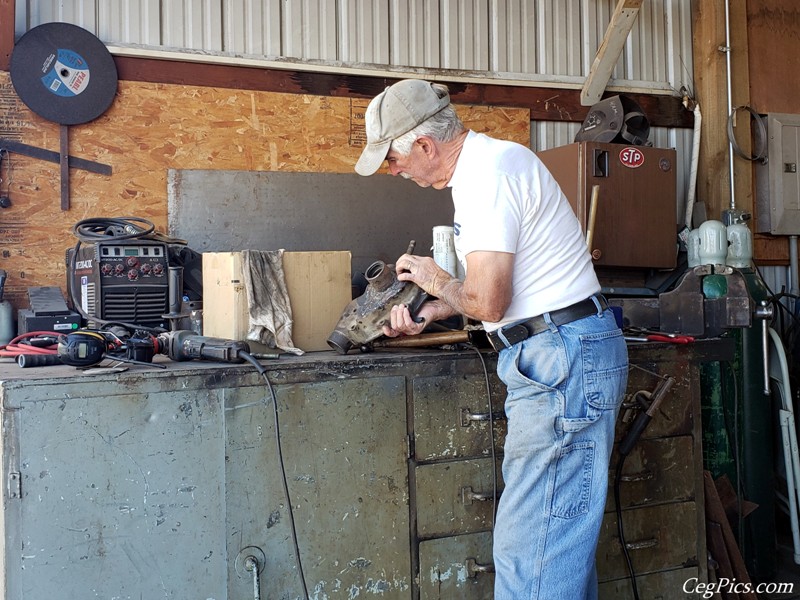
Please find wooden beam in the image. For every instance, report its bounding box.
[580,0,644,106]
[692,0,764,258]
[0,0,14,71]
[114,56,691,128]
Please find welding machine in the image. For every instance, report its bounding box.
[66,239,170,329]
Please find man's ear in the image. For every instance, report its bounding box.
[415,135,435,158]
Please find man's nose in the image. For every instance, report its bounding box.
[388,162,401,176]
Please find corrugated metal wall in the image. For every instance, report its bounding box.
[15,0,693,91]
[14,0,696,217]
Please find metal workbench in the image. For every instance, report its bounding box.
[0,341,727,599]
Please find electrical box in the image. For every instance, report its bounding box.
[537,142,678,269]
[755,113,800,235]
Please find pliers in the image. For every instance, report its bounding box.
[624,329,695,344]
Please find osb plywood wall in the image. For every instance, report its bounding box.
[0,71,530,311]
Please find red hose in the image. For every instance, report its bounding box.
[0,331,60,358]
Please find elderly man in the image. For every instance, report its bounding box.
[355,78,628,600]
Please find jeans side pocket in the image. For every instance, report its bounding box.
[581,329,628,410]
[551,440,595,519]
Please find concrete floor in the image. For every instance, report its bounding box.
[759,523,800,600]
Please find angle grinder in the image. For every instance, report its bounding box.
[57,329,251,368]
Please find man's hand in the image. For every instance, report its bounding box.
[382,303,429,338]
[394,254,450,296]
[395,250,514,324]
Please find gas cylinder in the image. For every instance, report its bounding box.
[0,269,14,345]
[733,267,776,580]
[727,222,753,269]
[698,219,728,265]
[699,222,775,579]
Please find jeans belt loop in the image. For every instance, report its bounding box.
[493,327,514,349]
[591,294,604,315]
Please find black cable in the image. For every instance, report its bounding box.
[727,105,767,164]
[237,349,310,599]
[466,344,499,527]
[71,216,156,242]
[614,453,640,600]
[615,389,653,600]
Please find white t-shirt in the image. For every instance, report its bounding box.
[448,131,600,332]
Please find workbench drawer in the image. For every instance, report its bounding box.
[415,458,503,538]
[418,531,494,600]
[412,373,506,461]
[599,565,701,599]
[606,435,696,512]
[596,501,699,582]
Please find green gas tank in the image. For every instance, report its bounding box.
[700,264,775,580]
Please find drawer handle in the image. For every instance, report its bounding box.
[461,485,500,505]
[619,468,654,483]
[460,407,507,426]
[624,536,659,551]
[465,558,495,578]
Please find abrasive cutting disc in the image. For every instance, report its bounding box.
[10,22,118,125]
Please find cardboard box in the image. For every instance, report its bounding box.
[202,251,352,352]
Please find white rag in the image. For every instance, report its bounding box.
[242,249,303,355]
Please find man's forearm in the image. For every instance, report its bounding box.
[430,274,479,321]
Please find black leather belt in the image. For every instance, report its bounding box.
[486,295,608,352]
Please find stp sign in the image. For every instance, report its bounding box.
[619,147,645,168]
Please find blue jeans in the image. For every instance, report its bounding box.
[493,305,628,600]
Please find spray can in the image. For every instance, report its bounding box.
[0,270,14,345]
[432,226,459,278]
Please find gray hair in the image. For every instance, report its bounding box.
[390,83,466,156]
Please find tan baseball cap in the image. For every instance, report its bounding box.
[354,79,451,176]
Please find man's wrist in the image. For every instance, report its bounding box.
[432,275,461,312]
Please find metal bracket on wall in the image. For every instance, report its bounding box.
[7,471,20,499]
[0,138,112,211]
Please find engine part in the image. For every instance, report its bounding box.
[327,260,428,354]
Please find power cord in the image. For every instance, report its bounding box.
[237,349,310,599]
[466,344,499,527]
[0,331,59,362]
[614,374,675,600]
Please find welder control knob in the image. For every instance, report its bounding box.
[127,269,139,281]
[114,263,125,275]
[140,263,152,275]
[152,263,164,275]
[100,263,113,275]
[126,257,139,268]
